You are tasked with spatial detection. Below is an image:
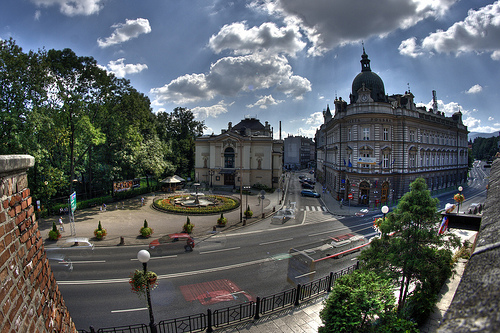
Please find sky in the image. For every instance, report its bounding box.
[2,0,500,139]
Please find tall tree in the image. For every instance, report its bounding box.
[359,178,460,315]
[156,107,205,177]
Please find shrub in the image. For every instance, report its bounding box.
[140,219,153,238]
[94,221,107,239]
[217,213,227,226]
[244,205,253,217]
[183,217,194,233]
[48,222,61,240]
[153,195,239,214]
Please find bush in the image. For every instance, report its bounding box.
[94,221,107,239]
[140,219,153,238]
[217,213,227,226]
[244,205,253,217]
[183,217,194,233]
[252,183,275,193]
[48,222,61,240]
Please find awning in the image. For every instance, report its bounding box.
[161,176,182,184]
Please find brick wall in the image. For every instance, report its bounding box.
[0,155,76,333]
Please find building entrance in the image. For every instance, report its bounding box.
[224,173,235,186]
[359,181,370,205]
[381,182,389,204]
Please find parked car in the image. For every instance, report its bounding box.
[303,178,316,185]
[149,233,195,255]
[301,182,314,189]
[301,189,321,198]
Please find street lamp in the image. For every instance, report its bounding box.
[458,186,463,213]
[381,205,389,219]
[137,250,157,333]
[243,185,251,225]
[209,169,215,187]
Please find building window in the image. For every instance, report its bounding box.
[224,147,235,168]
[383,127,389,141]
[409,153,416,168]
[362,153,370,168]
[409,130,415,142]
[383,153,390,168]
[363,127,370,140]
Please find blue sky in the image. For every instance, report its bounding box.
[2,0,500,138]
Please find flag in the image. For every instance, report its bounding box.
[344,159,346,165]
[438,216,448,234]
[391,158,396,165]
[348,159,352,167]
[378,160,382,166]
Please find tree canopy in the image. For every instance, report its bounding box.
[0,38,204,209]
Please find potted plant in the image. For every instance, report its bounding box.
[129,269,158,297]
[94,221,107,240]
[183,217,194,234]
[217,213,227,227]
[244,205,253,218]
[140,219,153,238]
[48,221,61,240]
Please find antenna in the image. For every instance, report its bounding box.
[407,83,410,93]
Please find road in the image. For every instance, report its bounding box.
[50,165,489,330]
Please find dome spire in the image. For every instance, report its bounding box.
[361,44,371,72]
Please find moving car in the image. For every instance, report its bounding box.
[149,233,195,255]
[272,209,296,223]
[45,237,95,257]
[47,254,73,279]
[301,189,321,198]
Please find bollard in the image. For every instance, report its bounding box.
[254,297,261,320]
[119,236,125,245]
[206,309,213,333]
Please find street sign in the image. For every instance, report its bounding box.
[348,193,353,200]
[70,192,77,213]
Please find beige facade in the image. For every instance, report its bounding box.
[195,118,283,189]
[316,50,469,205]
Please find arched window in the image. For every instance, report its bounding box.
[224,147,235,168]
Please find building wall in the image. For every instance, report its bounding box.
[0,155,77,333]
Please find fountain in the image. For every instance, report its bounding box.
[172,183,216,207]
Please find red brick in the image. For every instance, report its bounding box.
[27,197,32,207]
[0,211,5,223]
[8,208,15,218]
[15,205,21,214]
[21,200,27,210]
[3,199,9,209]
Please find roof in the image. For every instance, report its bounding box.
[232,118,265,131]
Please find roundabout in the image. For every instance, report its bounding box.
[153,193,240,215]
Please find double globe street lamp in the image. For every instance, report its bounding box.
[137,250,157,333]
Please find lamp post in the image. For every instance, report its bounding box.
[458,186,463,213]
[381,205,389,219]
[243,185,251,225]
[209,169,215,188]
[137,250,157,333]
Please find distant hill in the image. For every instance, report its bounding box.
[469,132,499,141]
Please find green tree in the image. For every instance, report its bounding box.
[472,136,499,161]
[156,107,205,178]
[319,270,417,333]
[359,178,460,317]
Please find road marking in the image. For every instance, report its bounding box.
[111,307,147,314]
[71,260,106,264]
[130,255,177,261]
[57,257,272,285]
[259,238,293,246]
[295,271,316,279]
[199,247,240,255]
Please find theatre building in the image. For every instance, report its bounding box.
[195,117,283,189]
[315,49,469,205]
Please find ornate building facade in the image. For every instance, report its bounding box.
[316,49,469,205]
[195,117,283,189]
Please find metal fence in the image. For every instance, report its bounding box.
[80,262,358,333]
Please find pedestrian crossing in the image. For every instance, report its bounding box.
[299,206,327,212]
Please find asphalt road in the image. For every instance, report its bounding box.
[50,165,489,330]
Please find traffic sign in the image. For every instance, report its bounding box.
[70,192,77,212]
[348,193,353,200]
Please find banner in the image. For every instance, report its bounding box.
[113,178,140,193]
[357,157,377,164]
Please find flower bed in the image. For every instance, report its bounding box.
[154,194,240,215]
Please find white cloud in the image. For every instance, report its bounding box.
[31,0,103,16]
[34,10,41,20]
[251,0,457,56]
[97,18,151,48]
[466,84,483,94]
[488,117,494,121]
[246,95,284,109]
[150,53,311,105]
[209,21,306,56]
[417,99,466,116]
[464,117,500,133]
[304,112,323,125]
[106,58,148,78]
[401,1,500,59]
[398,37,424,58]
[192,100,233,120]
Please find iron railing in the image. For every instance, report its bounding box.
[79,262,358,333]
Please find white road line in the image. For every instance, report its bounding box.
[199,247,240,255]
[259,238,294,246]
[111,307,147,314]
[71,260,106,264]
[131,255,177,261]
[57,257,271,285]
[295,271,316,279]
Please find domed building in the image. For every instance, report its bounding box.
[316,50,469,205]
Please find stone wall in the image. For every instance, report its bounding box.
[0,155,76,333]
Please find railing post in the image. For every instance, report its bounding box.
[89,326,95,333]
[294,284,301,306]
[327,272,334,292]
[254,297,261,320]
[206,309,213,333]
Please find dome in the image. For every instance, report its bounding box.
[351,49,385,103]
